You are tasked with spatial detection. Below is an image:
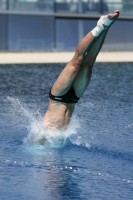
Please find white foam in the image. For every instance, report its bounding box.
[26,115,80,148]
[7,96,80,149]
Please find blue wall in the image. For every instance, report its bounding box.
[8,15,54,51]
[0,14,8,50]
[0,13,133,51]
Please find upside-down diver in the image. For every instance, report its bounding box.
[41,10,120,132]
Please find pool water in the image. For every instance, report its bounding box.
[0,63,133,200]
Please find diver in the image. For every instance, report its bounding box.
[42,10,120,130]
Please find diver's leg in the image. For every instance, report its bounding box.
[73,10,120,97]
[73,29,108,97]
[51,34,94,96]
[51,10,119,97]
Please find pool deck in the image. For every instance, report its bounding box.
[0,52,133,64]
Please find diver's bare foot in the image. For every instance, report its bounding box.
[98,10,120,29]
[91,10,120,37]
[108,10,120,21]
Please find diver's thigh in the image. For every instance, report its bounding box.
[51,61,81,96]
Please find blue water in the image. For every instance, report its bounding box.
[0,63,133,200]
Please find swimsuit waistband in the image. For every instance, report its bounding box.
[49,87,80,104]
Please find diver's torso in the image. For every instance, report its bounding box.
[42,99,75,130]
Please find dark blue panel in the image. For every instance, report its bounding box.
[0,14,8,50]
[56,19,79,51]
[8,15,54,51]
[55,2,78,13]
[102,20,133,51]
[9,0,54,12]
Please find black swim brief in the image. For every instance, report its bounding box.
[49,87,80,103]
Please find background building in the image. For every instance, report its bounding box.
[0,0,133,51]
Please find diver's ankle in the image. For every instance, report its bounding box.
[91,15,113,37]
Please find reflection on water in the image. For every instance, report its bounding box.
[0,63,133,200]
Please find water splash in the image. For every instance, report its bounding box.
[7,96,40,126]
[25,117,80,149]
[7,96,80,149]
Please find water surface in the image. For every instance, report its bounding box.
[0,63,133,200]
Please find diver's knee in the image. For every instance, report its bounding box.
[77,55,85,66]
[74,50,85,67]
